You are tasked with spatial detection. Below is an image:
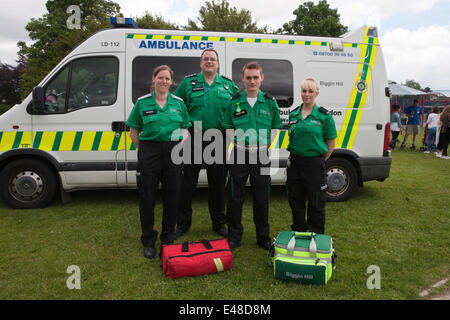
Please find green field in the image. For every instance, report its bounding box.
[0,144,448,300]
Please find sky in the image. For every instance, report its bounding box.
[1,0,449,90]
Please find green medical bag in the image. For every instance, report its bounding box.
[270,231,336,285]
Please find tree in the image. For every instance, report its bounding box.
[186,0,267,33]
[279,0,348,37]
[135,11,179,30]
[17,0,121,97]
[404,79,422,91]
[0,58,26,104]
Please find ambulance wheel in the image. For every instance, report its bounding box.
[0,158,57,209]
[325,158,357,202]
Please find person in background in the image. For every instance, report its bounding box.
[436,105,450,159]
[390,104,402,150]
[126,65,191,259]
[400,99,423,150]
[424,106,439,154]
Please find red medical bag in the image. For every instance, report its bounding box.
[161,239,233,279]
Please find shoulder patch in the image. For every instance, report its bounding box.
[263,92,275,101]
[137,93,152,101]
[184,73,197,79]
[171,94,183,101]
[318,107,330,115]
[221,75,233,82]
[231,91,242,101]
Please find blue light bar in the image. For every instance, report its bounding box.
[110,17,137,28]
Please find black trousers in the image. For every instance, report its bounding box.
[137,140,181,247]
[177,129,227,232]
[438,127,450,156]
[286,155,327,234]
[226,149,271,244]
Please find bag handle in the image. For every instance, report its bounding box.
[181,240,213,252]
[286,232,317,258]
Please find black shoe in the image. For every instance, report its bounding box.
[213,225,228,238]
[173,228,188,240]
[143,246,156,259]
[257,240,272,251]
[228,240,241,250]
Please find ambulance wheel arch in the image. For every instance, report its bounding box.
[0,153,60,209]
[326,155,359,202]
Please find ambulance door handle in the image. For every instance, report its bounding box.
[376,124,383,130]
[112,121,129,132]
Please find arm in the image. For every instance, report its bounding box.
[130,128,140,149]
[324,139,335,161]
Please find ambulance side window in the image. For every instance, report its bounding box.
[43,56,119,113]
[232,59,294,108]
[132,56,200,103]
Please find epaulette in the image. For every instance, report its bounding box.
[221,75,233,82]
[289,106,300,114]
[137,93,152,101]
[230,92,242,101]
[171,94,183,101]
[318,106,330,115]
[263,92,275,101]
[184,73,197,79]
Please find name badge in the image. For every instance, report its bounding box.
[142,110,157,116]
[192,87,204,92]
[234,110,248,118]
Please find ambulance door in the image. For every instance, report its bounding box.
[31,54,125,188]
[224,37,297,183]
[124,32,226,186]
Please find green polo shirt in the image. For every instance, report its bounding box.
[287,104,337,157]
[223,90,283,146]
[126,92,191,142]
[174,72,239,130]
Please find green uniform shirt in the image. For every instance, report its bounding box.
[126,92,191,142]
[287,104,337,157]
[223,90,283,146]
[174,72,239,131]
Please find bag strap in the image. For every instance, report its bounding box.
[200,240,213,250]
[287,232,317,257]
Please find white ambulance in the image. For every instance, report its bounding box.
[0,18,391,209]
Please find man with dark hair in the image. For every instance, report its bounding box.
[223,61,283,250]
[400,99,423,150]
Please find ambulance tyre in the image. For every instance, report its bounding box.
[0,158,57,209]
[325,158,358,202]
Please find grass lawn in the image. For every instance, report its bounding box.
[0,133,448,300]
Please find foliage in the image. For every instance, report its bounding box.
[279,0,348,37]
[186,0,267,33]
[404,79,422,91]
[135,11,179,30]
[0,58,26,104]
[17,0,121,98]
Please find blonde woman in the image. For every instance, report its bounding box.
[286,78,337,234]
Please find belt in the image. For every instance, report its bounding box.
[234,143,268,153]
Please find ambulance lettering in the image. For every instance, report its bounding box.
[138,40,213,50]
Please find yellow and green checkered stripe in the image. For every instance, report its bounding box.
[336,28,379,149]
[127,33,365,48]
[0,131,137,152]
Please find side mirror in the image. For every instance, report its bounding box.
[32,86,46,113]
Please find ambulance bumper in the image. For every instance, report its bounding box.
[357,156,392,182]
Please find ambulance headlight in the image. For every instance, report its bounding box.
[110,17,137,28]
